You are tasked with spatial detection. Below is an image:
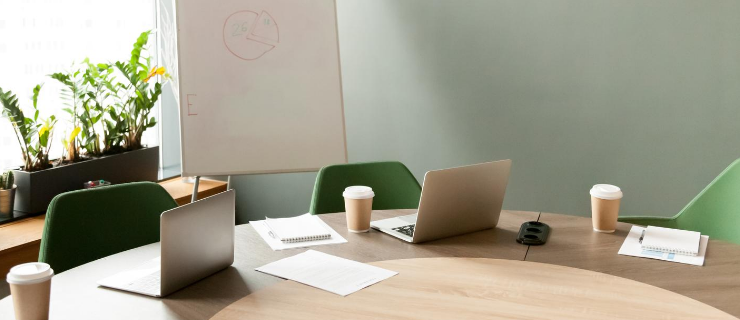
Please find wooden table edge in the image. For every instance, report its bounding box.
[211,257,738,320]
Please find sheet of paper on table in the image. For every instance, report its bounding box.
[250,214,347,250]
[255,250,398,296]
[618,225,708,266]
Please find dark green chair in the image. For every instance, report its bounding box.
[309,161,422,215]
[38,181,178,273]
[619,158,740,245]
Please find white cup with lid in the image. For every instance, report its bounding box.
[343,186,375,200]
[590,184,623,201]
[343,186,375,232]
[590,184,623,233]
[7,262,54,320]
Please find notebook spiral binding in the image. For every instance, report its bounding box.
[282,234,332,243]
[641,245,698,256]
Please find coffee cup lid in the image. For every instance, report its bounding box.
[7,262,54,285]
[590,184,623,200]
[343,186,375,199]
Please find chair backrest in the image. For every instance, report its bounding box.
[309,161,422,215]
[672,158,740,245]
[38,181,178,273]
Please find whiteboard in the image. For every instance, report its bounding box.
[160,0,347,177]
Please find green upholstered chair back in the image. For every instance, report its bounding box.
[620,158,740,245]
[309,161,422,215]
[670,159,740,244]
[38,182,178,273]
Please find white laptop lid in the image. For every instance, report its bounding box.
[411,160,511,243]
[160,190,235,296]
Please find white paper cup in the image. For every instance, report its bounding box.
[343,186,375,233]
[7,262,54,320]
[590,184,623,233]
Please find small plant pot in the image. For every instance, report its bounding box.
[0,185,17,215]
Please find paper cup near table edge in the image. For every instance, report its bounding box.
[343,186,375,233]
[590,184,623,233]
[7,262,54,320]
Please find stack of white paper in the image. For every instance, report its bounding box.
[265,214,332,243]
[618,226,708,266]
[640,226,701,256]
[256,250,398,296]
[250,214,347,250]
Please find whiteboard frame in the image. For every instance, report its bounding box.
[172,0,348,177]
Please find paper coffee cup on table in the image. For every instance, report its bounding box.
[343,186,374,233]
[590,184,623,233]
[7,262,54,320]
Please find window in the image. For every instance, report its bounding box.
[0,0,157,170]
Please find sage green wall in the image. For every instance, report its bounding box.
[231,0,740,223]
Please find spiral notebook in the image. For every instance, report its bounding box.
[265,214,332,243]
[640,226,700,256]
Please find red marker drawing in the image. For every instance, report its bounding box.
[187,94,197,116]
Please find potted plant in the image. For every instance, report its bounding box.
[0,84,57,172]
[0,31,168,214]
[0,171,16,215]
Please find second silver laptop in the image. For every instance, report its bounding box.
[371,160,511,243]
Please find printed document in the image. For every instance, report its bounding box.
[256,250,398,296]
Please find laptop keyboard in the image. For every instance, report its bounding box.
[392,224,415,237]
[127,271,161,294]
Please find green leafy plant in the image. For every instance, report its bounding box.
[50,69,85,162]
[77,59,113,156]
[0,170,14,190]
[84,60,131,155]
[0,85,57,171]
[93,62,129,154]
[53,31,168,157]
[52,59,127,158]
[112,30,167,150]
[0,30,167,172]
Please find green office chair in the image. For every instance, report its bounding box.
[38,181,178,273]
[309,161,422,215]
[619,158,740,245]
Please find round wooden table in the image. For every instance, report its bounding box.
[0,210,738,319]
[210,257,735,320]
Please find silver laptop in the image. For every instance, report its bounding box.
[98,190,235,297]
[371,160,511,243]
